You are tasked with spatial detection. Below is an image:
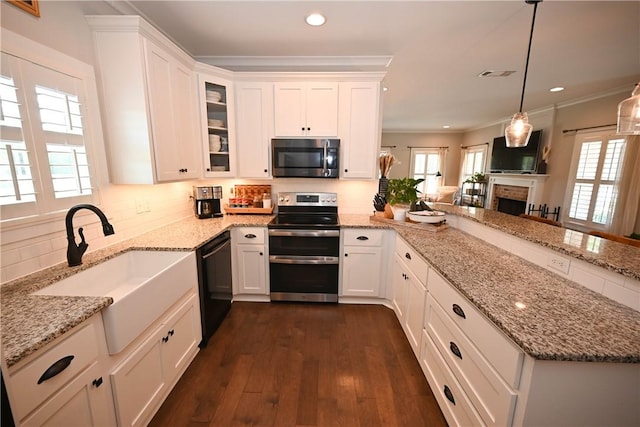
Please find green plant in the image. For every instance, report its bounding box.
[464,172,486,183]
[386,178,424,205]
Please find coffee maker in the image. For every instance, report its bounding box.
[193,186,223,219]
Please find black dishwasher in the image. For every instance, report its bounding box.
[197,231,232,347]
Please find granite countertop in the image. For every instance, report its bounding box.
[1,215,272,368]
[2,211,639,368]
[341,213,640,363]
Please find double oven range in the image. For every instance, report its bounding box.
[268,192,339,303]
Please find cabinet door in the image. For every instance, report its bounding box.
[392,254,410,321]
[201,74,236,177]
[111,334,165,427]
[235,83,272,178]
[274,83,306,136]
[342,246,383,297]
[404,268,427,357]
[160,295,201,387]
[339,82,380,178]
[144,39,198,181]
[234,244,267,295]
[305,83,339,137]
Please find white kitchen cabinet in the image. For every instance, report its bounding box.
[391,236,428,357]
[3,314,116,427]
[197,66,237,177]
[274,82,339,137]
[338,81,382,179]
[341,229,387,298]
[87,15,199,184]
[234,82,273,178]
[232,227,269,300]
[110,293,200,427]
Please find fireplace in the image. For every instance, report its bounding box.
[497,197,527,216]
[486,174,548,213]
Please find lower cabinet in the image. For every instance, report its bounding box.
[4,315,116,427]
[110,293,200,427]
[341,229,388,298]
[391,236,428,357]
[232,227,269,299]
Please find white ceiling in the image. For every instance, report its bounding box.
[116,0,639,132]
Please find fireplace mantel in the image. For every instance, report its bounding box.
[486,173,549,211]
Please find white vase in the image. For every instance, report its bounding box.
[393,206,407,221]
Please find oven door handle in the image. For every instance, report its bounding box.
[269,255,339,265]
[268,229,340,238]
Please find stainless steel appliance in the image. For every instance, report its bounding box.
[271,139,339,178]
[196,231,232,346]
[268,192,339,302]
[193,186,223,219]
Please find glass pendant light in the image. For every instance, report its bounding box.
[617,83,640,135]
[505,0,541,148]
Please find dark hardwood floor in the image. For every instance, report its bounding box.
[149,302,447,427]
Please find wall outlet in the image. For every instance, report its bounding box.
[547,254,570,275]
[135,198,150,214]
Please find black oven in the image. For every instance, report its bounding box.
[268,192,340,302]
[272,139,339,178]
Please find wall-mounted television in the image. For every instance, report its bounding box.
[489,130,542,173]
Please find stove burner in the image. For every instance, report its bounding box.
[268,192,339,230]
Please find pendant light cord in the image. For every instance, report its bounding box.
[518,0,540,112]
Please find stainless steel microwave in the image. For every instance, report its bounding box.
[271,139,339,178]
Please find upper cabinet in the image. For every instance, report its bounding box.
[196,67,236,177]
[274,82,339,137]
[87,16,200,184]
[234,82,273,178]
[339,81,382,179]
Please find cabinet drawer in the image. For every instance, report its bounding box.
[428,270,523,388]
[395,236,428,283]
[427,295,517,426]
[421,331,485,427]
[234,227,265,244]
[343,229,384,246]
[9,318,100,420]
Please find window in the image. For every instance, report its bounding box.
[460,145,487,184]
[410,148,445,196]
[0,52,96,220]
[566,129,626,230]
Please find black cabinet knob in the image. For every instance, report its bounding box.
[92,377,103,388]
[264,169,268,173]
[344,169,348,173]
[162,336,169,343]
[405,252,412,260]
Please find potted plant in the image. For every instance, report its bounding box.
[385,178,424,220]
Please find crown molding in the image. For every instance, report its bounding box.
[195,55,393,72]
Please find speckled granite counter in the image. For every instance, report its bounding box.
[3,212,639,369]
[1,215,272,368]
[340,213,640,363]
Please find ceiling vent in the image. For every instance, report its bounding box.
[478,70,516,77]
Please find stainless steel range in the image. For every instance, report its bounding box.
[268,192,339,302]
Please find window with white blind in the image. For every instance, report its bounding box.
[410,149,445,196]
[0,52,96,220]
[565,130,626,230]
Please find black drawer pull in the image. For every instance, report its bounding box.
[443,385,456,405]
[452,304,466,319]
[356,236,369,241]
[38,355,74,384]
[92,377,103,388]
[450,342,462,359]
[168,329,175,336]
[405,252,411,260]
[244,234,257,239]
[162,336,169,343]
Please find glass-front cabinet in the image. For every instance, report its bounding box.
[197,68,235,177]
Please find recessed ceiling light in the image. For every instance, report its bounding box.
[550,86,565,92]
[443,125,451,129]
[305,13,326,26]
[382,86,389,92]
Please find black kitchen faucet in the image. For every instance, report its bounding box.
[65,204,115,266]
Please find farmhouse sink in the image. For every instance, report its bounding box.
[34,250,197,354]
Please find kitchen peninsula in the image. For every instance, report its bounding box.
[2,209,638,426]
